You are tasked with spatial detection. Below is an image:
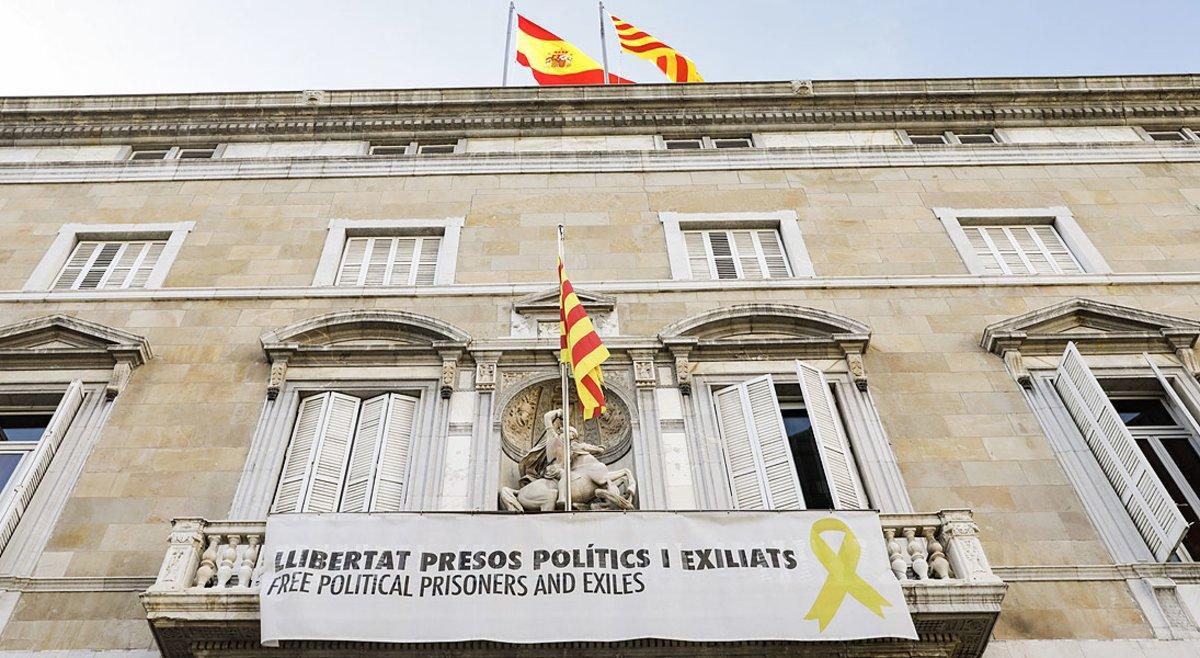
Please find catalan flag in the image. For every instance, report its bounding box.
[559,257,610,419]
[610,14,703,83]
[516,15,633,86]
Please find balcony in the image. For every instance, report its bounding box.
[141,510,1006,657]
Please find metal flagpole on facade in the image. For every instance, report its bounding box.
[557,224,573,511]
[501,1,516,86]
[598,1,610,84]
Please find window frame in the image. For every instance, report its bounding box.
[657,135,758,150]
[934,207,1110,276]
[659,211,815,280]
[24,222,195,292]
[311,218,463,287]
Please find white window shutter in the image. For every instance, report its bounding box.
[1144,354,1200,440]
[706,232,739,280]
[272,393,360,514]
[54,242,100,289]
[714,375,804,510]
[731,231,762,278]
[371,393,418,511]
[0,380,85,549]
[757,230,792,278]
[340,394,389,513]
[338,393,419,513]
[272,394,330,513]
[303,393,360,513]
[336,238,369,286]
[1054,342,1188,561]
[362,238,394,286]
[795,362,867,509]
[684,231,711,279]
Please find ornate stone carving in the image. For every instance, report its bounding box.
[106,361,133,401]
[500,381,631,464]
[499,409,637,512]
[266,358,288,400]
[631,351,657,389]
[475,360,498,392]
[439,354,458,400]
[846,352,868,391]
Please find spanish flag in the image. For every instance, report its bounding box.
[516,15,633,86]
[559,258,610,419]
[610,14,703,83]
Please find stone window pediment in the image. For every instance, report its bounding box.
[510,287,618,338]
[659,304,870,390]
[981,298,1200,387]
[260,310,470,399]
[0,315,150,399]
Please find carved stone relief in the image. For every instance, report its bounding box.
[499,381,631,464]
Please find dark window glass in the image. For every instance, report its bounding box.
[1113,398,1176,427]
[908,134,947,145]
[0,414,51,442]
[1137,438,1200,558]
[664,139,703,150]
[177,149,215,159]
[129,150,169,161]
[0,454,23,491]
[779,406,833,509]
[418,144,456,154]
[957,134,997,145]
[1148,131,1186,142]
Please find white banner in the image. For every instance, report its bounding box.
[259,511,916,645]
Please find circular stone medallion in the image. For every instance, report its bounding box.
[500,381,631,464]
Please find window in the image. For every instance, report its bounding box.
[683,229,791,280]
[659,211,815,280]
[1146,130,1188,142]
[1050,343,1197,561]
[934,207,1110,276]
[907,133,949,146]
[128,146,217,160]
[662,136,753,150]
[26,222,193,292]
[272,391,419,513]
[335,235,441,286]
[0,382,84,550]
[311,218,462,287]
[368,141,461,156]
[903,130,1000,145]
[711,363,865,510]
[962,224,1082,275]
[53,240,166,290]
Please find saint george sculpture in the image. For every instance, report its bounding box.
[500,409,636,512]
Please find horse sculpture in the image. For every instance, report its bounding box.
[500,409,636,512]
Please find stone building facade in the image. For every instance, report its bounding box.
[0,75,1196,656]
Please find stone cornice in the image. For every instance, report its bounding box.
[0,141,1197,185]
[2,75,1199,144]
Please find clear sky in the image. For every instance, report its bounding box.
[3,0,1199,96]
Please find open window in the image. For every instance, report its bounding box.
[713,362,866,510]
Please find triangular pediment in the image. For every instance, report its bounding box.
[0,315,151,368]
[981,298,1200,355]
[513,287,615,314]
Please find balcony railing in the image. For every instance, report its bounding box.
[142,510,1006,657]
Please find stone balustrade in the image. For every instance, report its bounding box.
[142,510,1005,657]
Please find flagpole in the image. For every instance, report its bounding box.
[557,224,572,511]
[501,1,515,87]
[598,1,610,84]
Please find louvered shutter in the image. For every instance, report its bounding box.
[127,242,165,288]
[714,375,804,510]
[0,381,84,549]
[303,393,360,513]
[339,393,418,512]
[795,362,867,509]
[965,228,1005,274]
[731,231,763,278]
[54,242,101,289]
[371,394,418,511]
[1031,225,1083,273]
[413,237,440,286]
[1145,355,1200,441]
[1054,342,1188,561]
[272,393,360,514]
[757,230,791,278]
[363,238,395,286]
[706,232,740,280]
[336,238,369,286]
[684,231,711,279]
[340,394,388,512]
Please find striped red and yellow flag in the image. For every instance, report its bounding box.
[516,15,634,86]
[559,257,610,419]
[610,14,703,83]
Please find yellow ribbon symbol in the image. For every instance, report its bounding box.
[803,517,892,631]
